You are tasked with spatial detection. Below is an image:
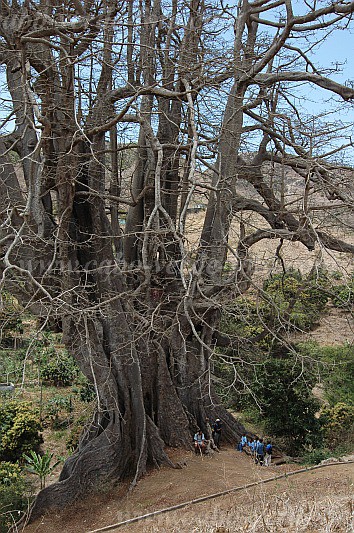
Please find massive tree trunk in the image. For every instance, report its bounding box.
[27,174,245,518]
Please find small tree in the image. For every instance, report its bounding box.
[256,357,322,454]
[24,451,61,490]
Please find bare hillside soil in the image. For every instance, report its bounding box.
[23,447,354,533]
[288,305,353,346]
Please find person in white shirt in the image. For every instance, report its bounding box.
[194,430,206,454]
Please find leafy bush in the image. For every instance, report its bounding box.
[331,274,354,309]
[0,401,43,461]
[40,352,79,386]
[302,447,332,465]
[254,356,322,454]
[262,268,329,332]
[78,380,96,403]
[0,461,23,487]
[220,269,330,354]
[216,350,322,455]
[319,402,354,450]
[297,342,354,406]
[0,348,29,385]
[0,292,23,343]
[45,395,73,429]
[0,461,31,533]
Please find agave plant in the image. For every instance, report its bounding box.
[23,450,61,489]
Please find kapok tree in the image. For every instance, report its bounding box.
[0,0,353,519]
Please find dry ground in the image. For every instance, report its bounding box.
[23,447,354,533]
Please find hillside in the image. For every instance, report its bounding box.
[23,447,354,533]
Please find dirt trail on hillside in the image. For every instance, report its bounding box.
[23,448,354,533]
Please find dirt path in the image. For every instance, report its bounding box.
[23,448,354,533]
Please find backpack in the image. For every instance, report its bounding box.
[257,442,264,454]
[266,444,272,454]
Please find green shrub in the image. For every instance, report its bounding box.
[0,461,31,533]
[0,348,28,385]
[0,461,23,487]
[40,352,79,386]
[220,298,271,349]
[0,292,23,336]
[0,401,42,461]
[297,342,354,406]
[319,402,354,450]
[218,351,322,455]
[302,447,332,465]
[262,268,329,332]
[45,396,73,429]
[220,269,330,354]
[217,269,349,456]
[255,356,322,454]
[331,275,354,309]
[78,380,96,403]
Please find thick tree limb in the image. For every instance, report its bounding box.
[254,72,354,100]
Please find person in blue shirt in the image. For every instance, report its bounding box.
[249,437,257,460]
[237,433,248,451]
[255,438,265,465]
[265,441,273,466]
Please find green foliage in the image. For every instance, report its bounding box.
[301,447,332,465]
[262,268,329,332]
[319,402,354,450]
[329,271,343,281]
[221,298,264,337]
[297,342,354,406]
[254,356,322,454]
[331,273,354,309]
[23,450,60,489]
[0,461,23,487]
[215,350,322,455]
[66,414,90,452]
[0,461,31,533]
[45,395,73,429]
[221,269,330,354]
[40,351,79,386]
[217,268,352,457]
[0,292,23,341]
[78,379,96,403]
[0,348,28,385]
[0,401,42,461]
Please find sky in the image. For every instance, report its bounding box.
[292,23,354,162]
[0,2,353,157]
[307,25,354,103]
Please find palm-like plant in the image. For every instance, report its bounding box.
[23,450,61,489]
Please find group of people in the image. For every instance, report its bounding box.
[193,420,273,467]
[193,418,222,454]
[237,434,273,466]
